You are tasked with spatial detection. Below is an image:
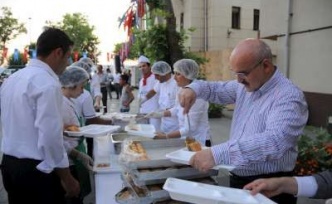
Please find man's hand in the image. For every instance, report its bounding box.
[146,111,164,118]
[189,148,215,172]
[154,132,166,139]
[76,152,94,171]
[139,96,147,107]
[178,88,196,114]
[61,175,80,198]
[243,177,298,197]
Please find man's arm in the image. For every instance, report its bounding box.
[312,170,332,199]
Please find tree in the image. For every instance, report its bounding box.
[0,6,27,64]
[45,13,100,61]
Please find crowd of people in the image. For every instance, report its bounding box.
[0,28,330,204]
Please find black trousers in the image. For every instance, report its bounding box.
[230,171,297,204]
[101,86,108,113]
[1,154,65,204]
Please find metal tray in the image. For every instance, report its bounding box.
[119,139,186,169]
[111,133,153,154]
[130,166,218,186]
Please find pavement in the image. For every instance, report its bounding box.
[0,90,326,204]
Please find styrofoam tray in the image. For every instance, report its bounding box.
[101,112,137,121]
[163,178,276,204]
[124,124,156,138]
[165,148,235,171]
[65,124,120,138]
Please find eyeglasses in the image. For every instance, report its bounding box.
[232,58,265,79]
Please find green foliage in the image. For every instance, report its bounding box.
[295,126,332,175]
[208,103,224,118]
[8,52,26,69]
[45,13,100,60]
[0,7,27,46]
[127,25,207,67]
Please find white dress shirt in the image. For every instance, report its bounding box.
[0,59,69,173]
[295,176,318,197]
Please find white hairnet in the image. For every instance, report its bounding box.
[59,66,89,88]
[79,57,94,68]
[71,61,92,74]
[138,55,150,64]
[151,61,171,76]
[173,59,199,80]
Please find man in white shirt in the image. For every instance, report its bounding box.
[137,55,161,131]
[0,28,79,204]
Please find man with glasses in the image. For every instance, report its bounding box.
[179,38,308,204]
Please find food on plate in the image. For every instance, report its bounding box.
[96,163,110,168]
[120,141,149,161]
[148,185,162,191]
[65,125,80,132]
[117,188,133,200]
[185,137,202,152]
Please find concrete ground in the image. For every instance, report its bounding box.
[0,90,326,204]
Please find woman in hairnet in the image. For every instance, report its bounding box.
[150,59,211,146]
[59,66,93,204]
[142,61,180,134]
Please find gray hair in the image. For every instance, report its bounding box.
[59,66,89,88]
[173,59,199,80]
[151,61,171,76]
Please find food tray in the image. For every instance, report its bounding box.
[166,148,235,171]
[130,166,218,186]
[124,124,156,138]
[102,112,137,121]
[111,133,152,154]
[120,139,186,169]
[64,124,120,138]
[163,178,276,204]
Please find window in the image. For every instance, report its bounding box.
[180,12,184,29]
[253,9,260,31]
[232,7,241,29]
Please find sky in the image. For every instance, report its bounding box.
[1,0,131,64]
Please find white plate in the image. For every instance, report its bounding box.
[101,112,137,121]
[165,148,235,171]
[163,178,276,204]
[124,124,155,138]
[65,124,120,138]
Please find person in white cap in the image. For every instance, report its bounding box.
[137,55,161,131]
[142,61,179,134]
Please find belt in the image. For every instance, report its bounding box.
[230,171,294,181]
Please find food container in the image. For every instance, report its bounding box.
[124,124,156,138]
[163,178,276,204]
[64,124,121,137]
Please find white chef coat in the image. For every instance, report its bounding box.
[169,88,211,145]
[138,74,161,131]
[153,76,179,133]
[74,89,96,120]
[0,59,69,173]
[62,96,82,152]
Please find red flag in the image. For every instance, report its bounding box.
[138,0,145,18]
[2,47,8,58]
[74,51,79,62]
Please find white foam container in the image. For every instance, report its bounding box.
[124,124,155,138]
[163,178,276,204]
[166,148,235,171]
[65,124,120,138]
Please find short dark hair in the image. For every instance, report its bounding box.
[36,27,74,57]
[120,74,129,83]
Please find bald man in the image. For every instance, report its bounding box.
[179,38,308,204]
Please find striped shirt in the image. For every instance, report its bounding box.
[189,68,308,176]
